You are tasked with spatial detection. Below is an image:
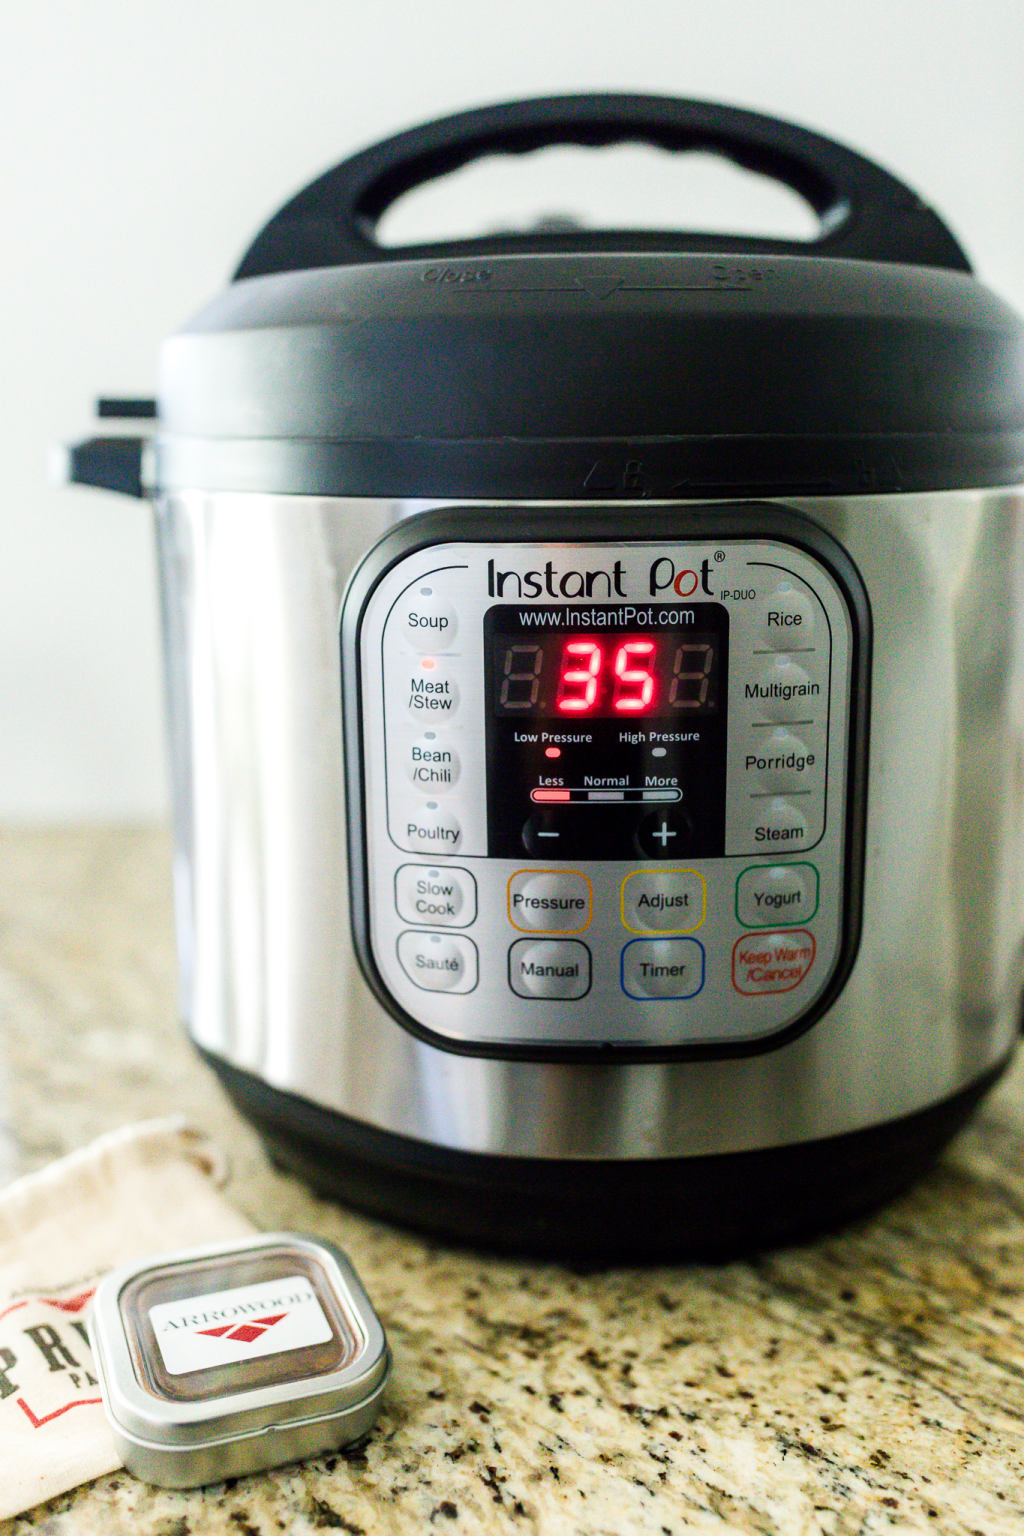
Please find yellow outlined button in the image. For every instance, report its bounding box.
[508,870,592,934]
[621,869,706,934]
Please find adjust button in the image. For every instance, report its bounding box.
[509,939,591,999]
[621,938,705,1000]
[398,931,478,993]
[508,871,591,933]
[621,869,706,933]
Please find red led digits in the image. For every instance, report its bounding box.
[556,641,602,712]
[612,640,656,712]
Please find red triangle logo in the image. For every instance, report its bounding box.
[197,1325,231,1337]
[194,1312,289,1344]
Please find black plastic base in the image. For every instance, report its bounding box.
[202,1048,1012,1262]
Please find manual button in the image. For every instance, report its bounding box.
[509,939,591,999]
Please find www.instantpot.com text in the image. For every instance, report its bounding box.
[515,606,701,628]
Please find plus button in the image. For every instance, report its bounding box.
[652,821,677,848]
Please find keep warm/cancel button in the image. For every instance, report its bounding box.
[732,930,816,995]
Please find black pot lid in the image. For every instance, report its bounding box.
[156,95,1024,498]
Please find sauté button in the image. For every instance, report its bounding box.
[405,733,461,790]
[395,864,477,926]
[621,869,706,933]
[508,871,591,933]
[403,666,460,720]
[509,939,591,999]
[398,931,478,992]
[749,657,819,723]
[758,584,815,650]
[750,797,809,849]
[736,863,818,928]
[746,729,815,793]
[621,938,705,999]
[396,587,458,652]
[403,801,462,853]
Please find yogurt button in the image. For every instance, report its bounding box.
[396,587,458,652]
[403,801,462,853]
[758,584,815,650]
[736,863,818,928]
[398,930,477,992]
[406,733,461,790]
[752,657,819,722]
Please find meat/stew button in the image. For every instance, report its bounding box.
[732,930,816,994]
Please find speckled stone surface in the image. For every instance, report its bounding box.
[4,826,1024,1534]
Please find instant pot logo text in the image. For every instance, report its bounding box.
[486,558,714,600]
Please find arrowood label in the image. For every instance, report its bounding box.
[150,1274,333,1375]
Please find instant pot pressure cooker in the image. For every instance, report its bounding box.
[69,95,1024,1258]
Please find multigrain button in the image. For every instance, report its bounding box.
[758,584,815,650]
[747,657,820,723]
[395,864,476,926]
[396,587,458,652]
[508,871,591,933]
[736,863,818,928]
[398,931,477,992]
[751,797,809,850]
[509,939,591,999]
[403,801,462,853]
[405,732,461,790]
[745,729,815,793]
[621,869,706,933]
[621,938,705,1000]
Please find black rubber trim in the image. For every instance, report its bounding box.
[339,503,870,1064]
[200,1046,1014,1261]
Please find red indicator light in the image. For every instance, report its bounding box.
[545,747,561,758]
[532,789,571,802]
[421,658,435,669]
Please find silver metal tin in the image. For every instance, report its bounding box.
[89,1232,389,1488]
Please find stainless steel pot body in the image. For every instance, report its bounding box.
[155,488,1024,1160]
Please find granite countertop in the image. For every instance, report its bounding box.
[3,827,1024,1534]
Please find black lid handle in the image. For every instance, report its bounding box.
[234,93,970,279]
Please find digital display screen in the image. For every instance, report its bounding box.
[491,630,720,720]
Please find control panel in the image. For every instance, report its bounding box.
[346,515,865,1056]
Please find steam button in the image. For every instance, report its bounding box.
[749,797,809,850]
[396,587,458,652]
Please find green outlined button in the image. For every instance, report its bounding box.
[621,869,706,934]
[736,862,819,929]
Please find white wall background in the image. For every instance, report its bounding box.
[2,0,1022,820]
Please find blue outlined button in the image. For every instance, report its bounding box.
[621,937,705,1000]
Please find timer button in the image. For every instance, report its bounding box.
[396,587,458,652]
[509,939,591,999]
[758,584,815,651]
[398,930,477,992]
[621,938,705,999]
[405,733,461,790]
[403,801,462,853]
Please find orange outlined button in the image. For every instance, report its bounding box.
[732,929,816,995]
[508,870,592,934]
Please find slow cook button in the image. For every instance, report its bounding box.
[621,869,706,933]
[732,929,816,995]
[748,657,821,723]
[746,729,816,793]
[402,667,460,720]
[751,798,809,850]
[509,939,591,999]
[621,938,705,1000]
[405,732,461,790]
[395,864,477,927]
[508,871,591,933]
[758,584,816,651]
[403,801,462,853]
[398,931,477,992]
[736,863,818,928]
[395,586,458,652]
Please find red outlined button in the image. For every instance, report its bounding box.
[732,929,816,995]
